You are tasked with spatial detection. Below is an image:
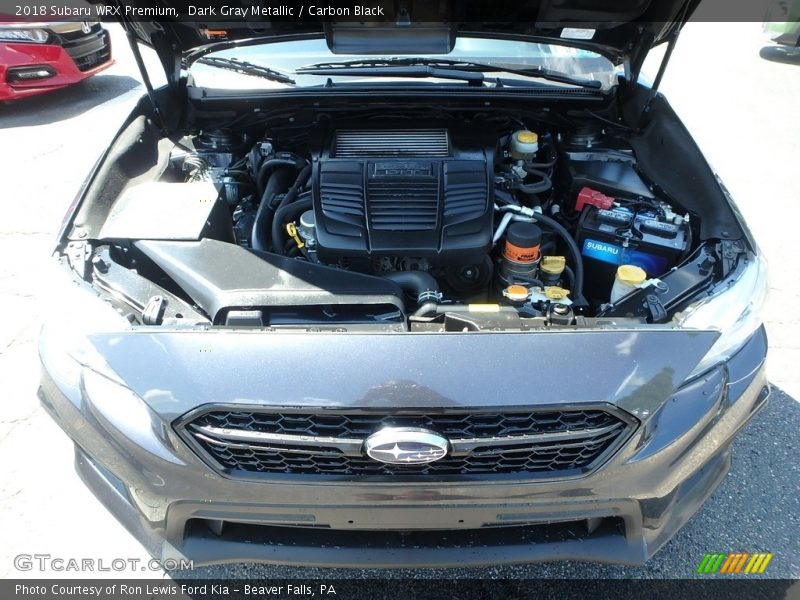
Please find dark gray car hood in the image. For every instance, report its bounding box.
[101,0,700,74]
[82,328,718,421]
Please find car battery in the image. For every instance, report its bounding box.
[575,204,690,301]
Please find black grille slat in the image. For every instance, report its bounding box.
[59,29,110,72]
[320,184,365,218]
[442,164,488,223]
[317,162,367,236]
[367,177,439,231]
[193,424,625,476]
[183,409,632,478]
[192,410,621,438]
[335,130,450,158]
[63,36,106,58]
[444,188,487,219]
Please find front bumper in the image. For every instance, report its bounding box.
[0,31,112,101]
[39,326,769,568]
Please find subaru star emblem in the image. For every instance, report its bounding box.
[364,427,448,465]
[81,22,92,34]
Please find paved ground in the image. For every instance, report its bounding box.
[0,22,797,580]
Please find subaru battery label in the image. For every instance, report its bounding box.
[582,238,668,275]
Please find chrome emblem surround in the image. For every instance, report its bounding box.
[81,22,92,34]
[364,427,449,465]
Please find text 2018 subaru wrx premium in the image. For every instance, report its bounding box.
[38,0,769,567]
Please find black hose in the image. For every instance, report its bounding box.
[271,165,312,253]
[563,266,575,291]
[255,155,305,198]
[534,213,584,300]
[275,163,312,213]
[271,193,312,254]
[540,240,556,256]
[516,167,552,195]
[526,157,557,170]
[251,167,295,252]
[522,212,584,300]
[381,271,440,304]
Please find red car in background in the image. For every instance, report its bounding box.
[0,21,112,101]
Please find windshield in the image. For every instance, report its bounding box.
[189,36,618,90]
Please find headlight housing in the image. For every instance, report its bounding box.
[0,28,50,43]
[675,251,768,380]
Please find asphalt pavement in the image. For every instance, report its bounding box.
[0,22,797,580]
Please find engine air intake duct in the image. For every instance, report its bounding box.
[133,238,406,327]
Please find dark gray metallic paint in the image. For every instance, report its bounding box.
[80,328,719,421]
[38,319,768,567]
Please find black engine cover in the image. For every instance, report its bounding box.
[312,128,494,265]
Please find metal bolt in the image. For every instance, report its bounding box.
[553,303,570,315]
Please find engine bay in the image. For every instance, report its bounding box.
[77,103,730,332]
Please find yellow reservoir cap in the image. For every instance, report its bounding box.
[544,286,570,300]
[510,130,540,160]
[516,131,538,144]
[540,255,566,275]
[503,284,529,302]
[616,264,647,285]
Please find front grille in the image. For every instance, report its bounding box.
[179,408,634,479]
[57,27,111,72]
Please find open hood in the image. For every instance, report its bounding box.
[102,0,699,86]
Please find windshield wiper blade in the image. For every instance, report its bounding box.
[196,57,295,84]
[493,64,603,89]
[296,64,485,85]
[298,58,601,89]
